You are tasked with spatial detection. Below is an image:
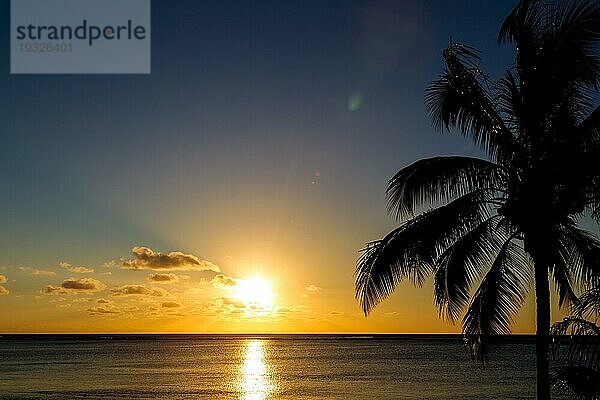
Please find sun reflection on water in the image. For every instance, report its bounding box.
[239,340,273,400]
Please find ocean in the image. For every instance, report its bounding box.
[0,335,564,399]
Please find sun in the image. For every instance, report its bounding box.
[233,277,275,314]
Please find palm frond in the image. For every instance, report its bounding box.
[356,190,491,315]
[552,0,600,89]
[551,317,600,399]
[551,255,580,309]
[576,287,600,317]
[592,190,600,221]
[552,316,600,337]
[496,70,524,134]
[549,224,587,309]
[426,42,516,161]
[579,104,600,137]
[462,239,530,362]
[498,0,545,45]
[386,156,502,221]
[559,225,600,294]
[434,215,504,323]
[551,365,600,400]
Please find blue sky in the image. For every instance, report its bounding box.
[0,0,515,264]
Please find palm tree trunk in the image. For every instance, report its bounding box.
[534,260,551,400]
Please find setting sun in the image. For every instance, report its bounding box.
[233,278,275,314]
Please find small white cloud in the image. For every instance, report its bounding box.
[59,262,94,274]
[19,267,56,276]
[305,284,322,292]
[72,298,93,303]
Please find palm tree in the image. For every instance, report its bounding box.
[550,316,600,399]
[549,288,600,399]
[354,1,600,399]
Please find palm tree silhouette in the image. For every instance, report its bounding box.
[550,316,600,399]
[354,1,600,399]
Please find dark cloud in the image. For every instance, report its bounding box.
[62,278,103,290]
[148,273,179,283]
[41,278,106,294]
[121,246,219,271]
[110,285,168,297]
[162,301,181,308]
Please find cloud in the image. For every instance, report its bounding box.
[162,301,181,308]
[0,286,8,295]
[19,267,56,276]
[87,306,120,315]
[0,274,6,283]
[305,284,322,292]
[148,273,179,284]
[62,278,104,290]
[121,246,219,271]
[96,298,110,304]
[168,312,186,317]
[210,274,237,288]
[59,262,94,274]
[40,287,67,294]
[72,298,93,303]
[110,285,168,297]
[41,278,106,294]
[212,296,246,312]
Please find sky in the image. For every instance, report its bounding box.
[0,0,578,334]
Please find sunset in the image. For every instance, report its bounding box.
[2,0,600,399]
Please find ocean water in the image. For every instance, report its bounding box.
[0,335,563,399]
